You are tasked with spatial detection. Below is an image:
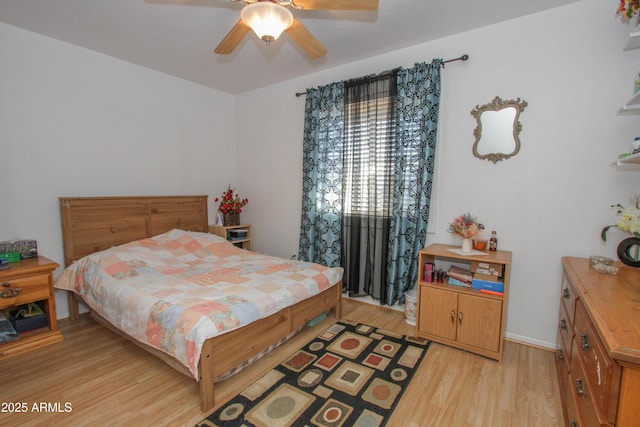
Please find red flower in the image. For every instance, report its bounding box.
[215,186,248,214]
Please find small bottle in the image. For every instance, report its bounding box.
[489,231,498,251]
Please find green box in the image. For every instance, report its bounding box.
[0,252,20,263]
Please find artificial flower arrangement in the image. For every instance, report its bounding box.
[601,195,640,241]
[448,213,484,239]
[215,186,248,214]
[617,0,640,20]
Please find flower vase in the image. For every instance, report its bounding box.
[224,212,240,226]
[461,238,473,253]
[617,237,640,268]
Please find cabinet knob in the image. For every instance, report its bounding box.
[575,378,585,398]
[450,310,456,323]
[557,349,564,360]
[560,318,567,332]
[563,287,570,299]
[458,311,463,324]
[580,334,590,352]
[570,420,578,427]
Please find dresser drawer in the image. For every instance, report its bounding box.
[0,273,51,308]
[560,272,578,326]
[569,339,610,427]
[558,302,573,366]
[556,328,576,426]
[564,379,584,427]
[574,299,621,424]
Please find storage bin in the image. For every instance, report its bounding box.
[404,289,418,325]
[10,304,47,333]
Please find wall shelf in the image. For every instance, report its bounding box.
[617,151,640,166]
[624,24,640,51]
[618,90,640,115]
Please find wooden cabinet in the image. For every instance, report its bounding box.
[0,256,63,360]
[209,224,252,250]
[415,244,511,361]
[556,257,640,427]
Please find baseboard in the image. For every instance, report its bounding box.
[505,332,555,352]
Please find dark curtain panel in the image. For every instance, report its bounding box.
[342,71,398,303]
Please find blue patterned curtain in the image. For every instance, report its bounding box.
[298,82,345,267]
[299,60,442,306]
[386,59,442,305]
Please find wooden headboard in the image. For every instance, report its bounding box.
[59,195,208,267]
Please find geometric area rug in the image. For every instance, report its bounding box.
[196,320,431,427]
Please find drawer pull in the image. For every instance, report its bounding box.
[557,349,564,360]
[563,287,570,299]
[0,282,22,298]
[451,310,456,323]
[580,334,590,352]
[570,420,578,427]
[575,378,585,398]
[560,318,567,332]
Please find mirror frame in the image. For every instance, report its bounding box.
[471,96,528,163]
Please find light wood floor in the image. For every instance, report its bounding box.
[0,298,564,426]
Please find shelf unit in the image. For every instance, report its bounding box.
[617,26,640,169]
[415,243,511,361]
[209,224,252,250]
[0,256,63,360]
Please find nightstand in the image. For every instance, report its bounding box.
[0,256,63,360]
[209,224,252,250]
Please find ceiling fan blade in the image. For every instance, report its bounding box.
[293,0,379,10]
[214,20,251,55]
[285,18,327,59]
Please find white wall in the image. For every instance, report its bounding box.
[235,0,640,348]
[0,23,238,318]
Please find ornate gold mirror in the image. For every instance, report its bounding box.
[471,96,527,163]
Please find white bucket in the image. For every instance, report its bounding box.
[404,289,418,325]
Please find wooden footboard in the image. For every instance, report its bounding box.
[198,282,342,411]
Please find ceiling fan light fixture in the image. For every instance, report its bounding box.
[241,2,294,44]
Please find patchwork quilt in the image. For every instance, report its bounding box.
[54,229,343,379]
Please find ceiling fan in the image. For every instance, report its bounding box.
[214,0,379,59]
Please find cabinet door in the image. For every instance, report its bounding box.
[419,287,457,341]
[456,294,502,353]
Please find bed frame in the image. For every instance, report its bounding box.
[58,195,342,412]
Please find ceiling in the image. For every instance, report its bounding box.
[0,0,577,94]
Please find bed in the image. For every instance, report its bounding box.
[55,195,343,412]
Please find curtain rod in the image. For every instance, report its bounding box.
[295,54,469,97]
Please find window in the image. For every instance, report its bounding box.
[343,79,397,217]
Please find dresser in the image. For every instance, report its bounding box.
[0,256,63,359]
[556,257,640,427]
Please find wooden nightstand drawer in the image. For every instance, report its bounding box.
[0,273,51,308]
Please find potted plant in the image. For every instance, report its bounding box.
[601,195,640,267]
[215,186,248,226]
